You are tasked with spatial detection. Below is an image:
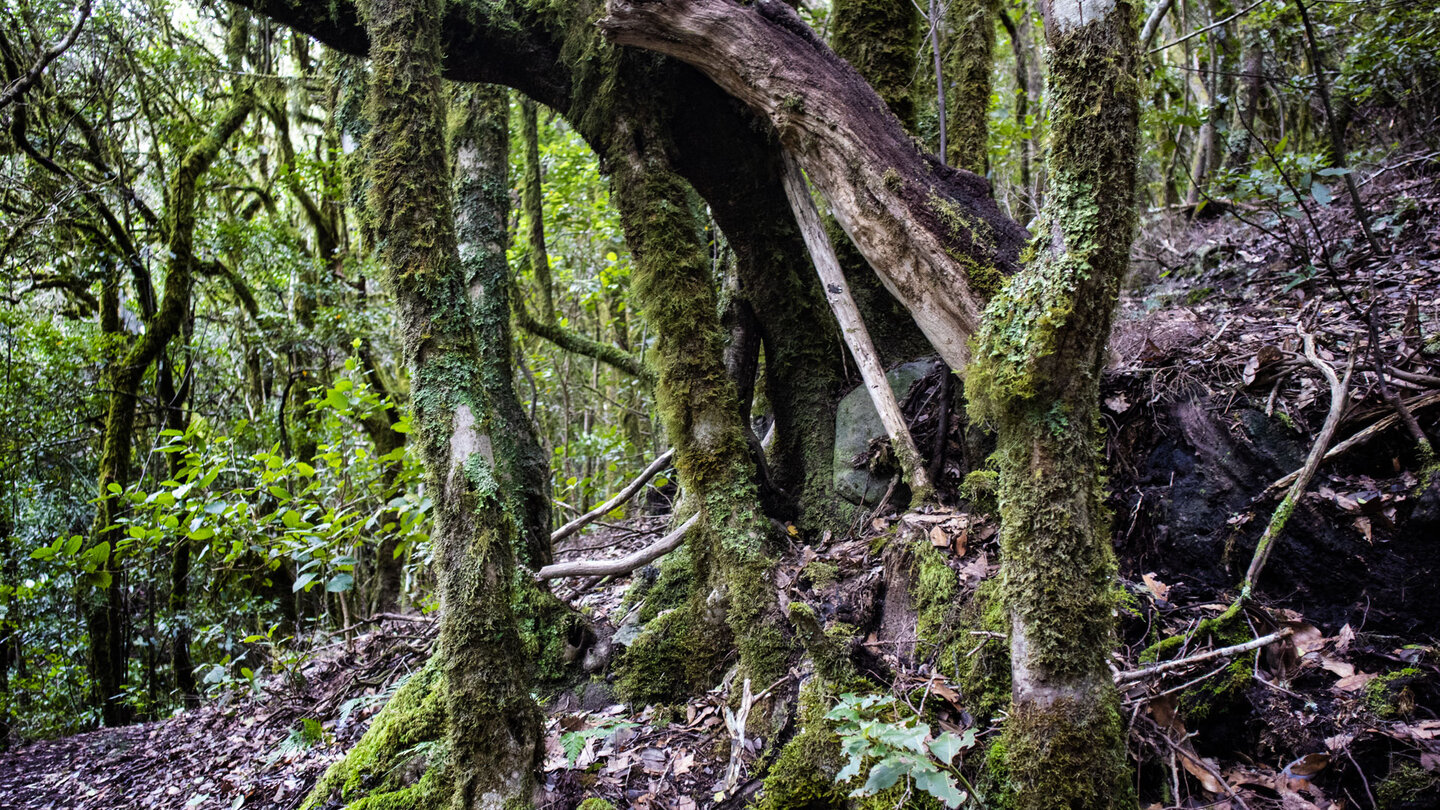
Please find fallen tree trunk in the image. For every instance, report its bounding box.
[599,0,1027,368]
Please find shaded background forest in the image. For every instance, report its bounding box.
[2,0,1440,806]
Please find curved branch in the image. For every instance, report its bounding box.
[551,449,676,544]
[599,0,1027,369]
[0,0,93,114]
[515,302,652,382]
[536,513,698,581]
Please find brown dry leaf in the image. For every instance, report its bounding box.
[953,526,968,557]
[1142,572,1171,601]
[1332,672,1377,692]
[1420,752,1440,772]
[673,751,695,775]
[1283,753,1331,777]
[926,676,963,708]
[1319,656,1355,679]
[1176,747,1226,795]
[929,525,948,549]
[1335,624,1355,654]
[1354,516,1373,543]
[1291,623,1326,656]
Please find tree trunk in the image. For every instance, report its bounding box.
[157,335,199,707]
[85,89,254,726]
[609,106,790,692]
[452,83,554,569]
[358,0,540,804]
[946,0,998,174]
[965,0,1140,805]
[519,98,557,326]
[600,0,1027,370]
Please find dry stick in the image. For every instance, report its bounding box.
[1115,627,1293,685]
[535,513,699,581]
[779,152,932,502]
[1149,0,1266,54]
[1139,0,1178,52]
[1241,330,1355,599]
[1266,390,1440,492]
[1142,714,1253,810]
[550,448,676,544]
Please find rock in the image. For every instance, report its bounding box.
[833,358,943,505]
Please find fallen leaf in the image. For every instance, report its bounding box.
[1142,572,1171,601]
[1332,672,1377,692]
[930,526,948,549]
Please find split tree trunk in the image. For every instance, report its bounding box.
[965,0,1141,806]
[358,0,540,804]
[600,0,1027,369]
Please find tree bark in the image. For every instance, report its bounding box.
[452,83,555,569]
[609,107,790,692]
[599,0,1026,369]
[965,0,1141,805]
[946,0,998,174]
[358,0,541,803]
[519,98,557,326]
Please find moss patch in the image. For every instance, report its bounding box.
[301,659,448,810]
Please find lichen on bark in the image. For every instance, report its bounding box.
[964,0,1141,806]
[358,0,541,805]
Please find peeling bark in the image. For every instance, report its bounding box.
[600,0,1027,369]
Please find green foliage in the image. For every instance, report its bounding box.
[825,693,977,808]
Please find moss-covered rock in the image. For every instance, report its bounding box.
[616,605,727,707]
[754,678,849,810]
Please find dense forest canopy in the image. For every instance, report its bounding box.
[2,0,1439,808]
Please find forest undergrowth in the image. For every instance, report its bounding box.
[3,157,1438,809]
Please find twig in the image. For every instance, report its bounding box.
[535,513,698,581]
[550,449,676,544]
[723,677,754,793]
[1265,390,1440,492]
[1149,0,1266,54]
[779,153,932,503]
[1122,662,1233,705]
[1116,628,1293,685]
[1241,331,1354,598]
[1142,715,1253,810]
[0,1,94,114]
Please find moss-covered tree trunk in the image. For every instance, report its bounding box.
[828,0,935,365]
[610,109,789,692]
[965,0,1140,806]
[85,90,254,726]
[452,83,553,569]
[945,0,998,173]
[359,0,540,805]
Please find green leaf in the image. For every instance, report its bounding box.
[268,485,291,502]
[281,509,302,529]
[292,572,317,593]
[913,768,966,808]
[188,527,215,541]
[928,730,974,764]
[294,462,316,478]
[1311,182,1333,205]
[858,756,909,796]
[325,572,354,593]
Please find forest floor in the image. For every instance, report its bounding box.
[4,161,1440,810]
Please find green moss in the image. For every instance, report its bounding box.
[830,0,922,128]
[754,679,849,810]
[1001,691,1131,810]
[1376,763,1439,809]
[801,560,839,588]
[1366,667,1422,719]
[1184,286,1216,305]
[576,800,616,810]
[944,0,999,173]
[512,577,589,686]
[616,606,727,706]
[960,469,999,513]
[302,659,448,810]
[788,603,857,684]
